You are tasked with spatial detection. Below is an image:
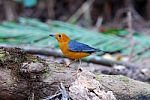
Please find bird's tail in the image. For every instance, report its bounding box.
[96,49,115,55]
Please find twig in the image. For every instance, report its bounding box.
[42,82,70,100]
[29,92,34,100]
[132,45,150,62]
[127,8,135,62]
[42,93,61,100]
[59,82,70,100]
[67,0,94,23]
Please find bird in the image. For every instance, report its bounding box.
[49,33,105,71]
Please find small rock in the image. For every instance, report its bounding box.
[21,62,44,73]
[28,62,44,73]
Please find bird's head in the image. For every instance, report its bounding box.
[49,33,70,43]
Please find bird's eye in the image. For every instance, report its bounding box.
[58,35,61,38]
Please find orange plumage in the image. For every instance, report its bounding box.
[50,33,90,59]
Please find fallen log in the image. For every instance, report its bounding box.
[0,47,150,100]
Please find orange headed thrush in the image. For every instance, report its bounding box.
[49,33,105,67]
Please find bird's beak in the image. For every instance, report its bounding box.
[49,34,55,37]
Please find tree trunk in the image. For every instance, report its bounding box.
[3,0,17,21]
[47,0,55,19]
[146,0,150,20]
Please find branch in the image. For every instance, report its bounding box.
[0,44,140,68]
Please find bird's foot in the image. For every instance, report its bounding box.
[72,68,82,78]
[63,59,77,67]
[64,63,71,67]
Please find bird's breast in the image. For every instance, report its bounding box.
[59,42,90,59]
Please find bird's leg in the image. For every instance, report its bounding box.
[72,59,82,77]
[66,59,77,67]
[77,59,82,72]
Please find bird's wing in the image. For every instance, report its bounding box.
[68,40,100,53]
